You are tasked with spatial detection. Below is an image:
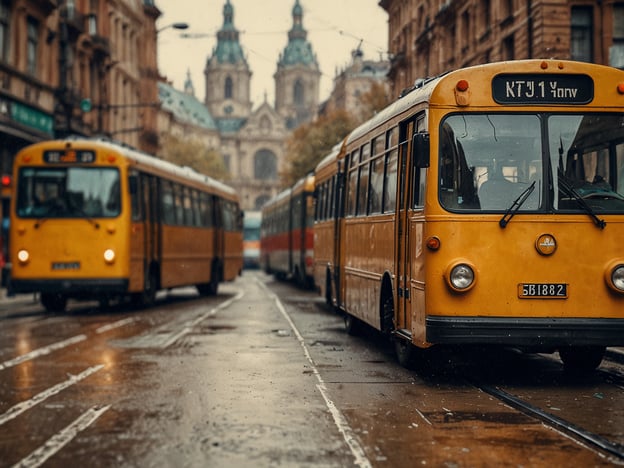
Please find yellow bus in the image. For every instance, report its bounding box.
[260,174,315,288]
[314,60,624,372]
[9,137,242,312]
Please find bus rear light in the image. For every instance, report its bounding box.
[103,249,116,264]
[17,249,30,264]
[617,83,624,95]
[446,262,475,292]
[456,79,469,92]
[608,264,624,292]
[426,236,441,251]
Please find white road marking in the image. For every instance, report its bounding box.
[160,289,245,349]
[257,279,372,468]
[0,365,104,426]
[12,405,111,468]
[0,335,87,371]
[95,317,136,334]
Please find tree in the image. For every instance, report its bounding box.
[282,109,355,187]
[160,136,229,181]
[358,81,393,124]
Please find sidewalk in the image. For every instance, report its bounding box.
[0,289,41,316]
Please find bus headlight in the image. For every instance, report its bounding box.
[446,262,475,292]
[610,265,624,292]
[17,249,29,264]
[103,249,116,264]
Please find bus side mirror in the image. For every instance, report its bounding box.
[412,133,430,168]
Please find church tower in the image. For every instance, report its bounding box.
[204,0,252,121]
[274,0,321,129]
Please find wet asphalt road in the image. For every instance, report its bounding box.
[0,271,621,467]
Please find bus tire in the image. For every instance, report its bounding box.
[559,346,605,373]
[324,270,333,307]
[41,293,67,313]
[198,261,220,296]
[132,269,157,308]
[344,313,360,336]
[394,337,417,369]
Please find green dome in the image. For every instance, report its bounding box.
[278,0,318,68]
[208,0,248,66]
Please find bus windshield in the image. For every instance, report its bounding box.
[16,167,121,218]
[439,113,624,214]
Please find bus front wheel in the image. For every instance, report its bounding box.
[394,337,418,369]
[559,346,605,373]
[41,293,67,313]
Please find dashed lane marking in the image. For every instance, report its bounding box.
[0,335,87,371]
[0,365,104,426]
[12,405,111,468]
[256,278,373,468]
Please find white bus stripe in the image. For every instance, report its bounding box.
[256,279,372,468]
[12,405,111,468]
[0,335,87,371]
[0,365,104,426]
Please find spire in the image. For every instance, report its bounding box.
[183,69,195,96]
[277,0,318,69]
[208,0,247,65]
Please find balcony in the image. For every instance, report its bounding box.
[61,5,85,39]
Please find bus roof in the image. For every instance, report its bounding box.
[347,59,624,145]
[20,137,238,201]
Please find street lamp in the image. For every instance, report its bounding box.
[156,22,189,33]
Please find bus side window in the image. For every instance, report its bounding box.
[383,149,398,213]
[130,174,141,221]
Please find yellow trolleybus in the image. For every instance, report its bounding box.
[314,60,624,371]
[9,137,243,312]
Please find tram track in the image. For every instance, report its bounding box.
[463,349,624,463]
[474,381,624,461]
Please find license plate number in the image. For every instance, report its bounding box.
[52,262,80,270]
[518,283,567,298]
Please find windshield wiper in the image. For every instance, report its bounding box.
[558,177,606,229]
[499,181,536,228]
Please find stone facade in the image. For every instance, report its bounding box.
[322,49,391,120]
[200,0,320,210]
[379,0,624,99]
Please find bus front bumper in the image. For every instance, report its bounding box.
[9,278,129,296]
[426,316,624,347]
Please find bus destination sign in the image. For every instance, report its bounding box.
[43,150,96,164]
[492,73,594,105]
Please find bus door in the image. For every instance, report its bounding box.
[396,115,426,336]
[396,114,427,340]
[334,158,346,309]
[395,120,414,334]
[143,174,160,270]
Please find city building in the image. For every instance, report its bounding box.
[198,0,320,210]
[322,47,391,121]
[379,0,624,99]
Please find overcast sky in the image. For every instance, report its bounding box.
[155,0,388,107]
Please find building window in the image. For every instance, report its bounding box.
[502,0,514,21]
[611,4,624,69]
[27,17,39,76]
[254,149,277,180]
[503,35,514,60]
[294,79,304,105]
[571,6,593,62]
[0,1,9,63]
[225,76,233,99]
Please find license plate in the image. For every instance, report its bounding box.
[52,262,80,270]
[518,283,567,298]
